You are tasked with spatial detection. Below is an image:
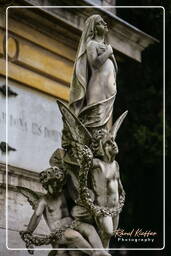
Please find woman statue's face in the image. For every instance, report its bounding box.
[95,16,108,35]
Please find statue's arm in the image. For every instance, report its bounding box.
[110,54,118,73]
[116,162,125,197]
[87,41,113,69]
[118,178,125,197]
[26,198,46,233]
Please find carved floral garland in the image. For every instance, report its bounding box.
[77,144,125,217]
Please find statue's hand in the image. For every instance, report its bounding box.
[97,45,106,55]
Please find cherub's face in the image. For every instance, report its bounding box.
[103,135,118,162]
[95,16,108,35]
[47,180,62,195]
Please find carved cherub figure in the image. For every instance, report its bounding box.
[90,125,126,248]
[19,166,111,256]
[57,100,127,250]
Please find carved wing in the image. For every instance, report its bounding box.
[57,100,95,211]
[111,110,128,139]
[57,100,92,146]
[57,100,93,165]
[49,148,65,168]
[17,186,44,210]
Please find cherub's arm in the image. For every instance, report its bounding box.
[87,41,113,69]
[26,198,46,233]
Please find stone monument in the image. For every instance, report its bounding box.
[18,14,128,256]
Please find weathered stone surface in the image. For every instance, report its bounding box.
[0,187,49,231]
[0,229,51,256]
[0,186,51,250]
[0,77,63,172]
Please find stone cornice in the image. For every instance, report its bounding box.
[7,0,159,62]
[0,163,45,193]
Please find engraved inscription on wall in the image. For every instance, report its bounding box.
[0,77,63,172]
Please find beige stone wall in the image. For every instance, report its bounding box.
[0,15,74,100]
[0,8,74,252]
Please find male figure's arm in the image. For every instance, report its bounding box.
[115,161,125,201]
[118,179,125,197]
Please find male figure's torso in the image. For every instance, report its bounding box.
[91,158,120,209]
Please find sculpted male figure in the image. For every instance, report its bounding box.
[57,101,127,250]
[90,128,126,248]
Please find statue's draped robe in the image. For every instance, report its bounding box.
[69,15,117,128]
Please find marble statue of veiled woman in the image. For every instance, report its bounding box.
[69,14,118,128]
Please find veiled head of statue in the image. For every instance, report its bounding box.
[77,15,108,59]
[84,15,108,40]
